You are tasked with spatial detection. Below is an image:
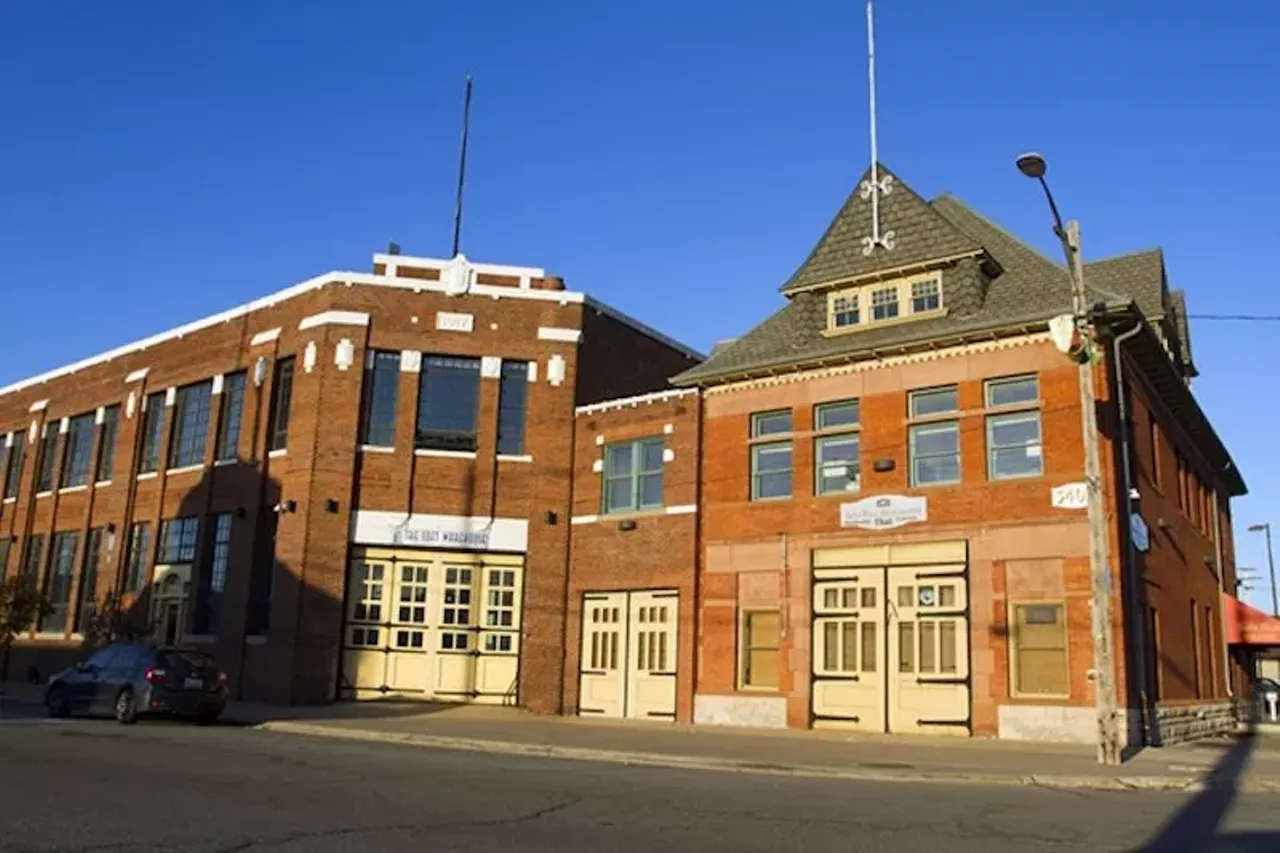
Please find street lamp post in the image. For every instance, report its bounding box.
[1016,152,1122,766]
[1247,523,1277,615]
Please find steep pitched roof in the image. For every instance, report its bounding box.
[781,163,984,293]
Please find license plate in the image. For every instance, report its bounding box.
[183,677,203,689]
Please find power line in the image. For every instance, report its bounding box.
[1188,314,1280,322]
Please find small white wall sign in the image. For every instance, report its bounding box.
[840,495,928,530]
[436,311,474,333]
[1051,482,1088,510]
[1130,513,1150,552]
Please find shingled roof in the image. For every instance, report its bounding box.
[673,163,1180,386]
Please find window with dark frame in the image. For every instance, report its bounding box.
[169,380,213,469]
[267,357,295,453]
[35,427,57,492]
[20,533,45,591]
[1148,413,1162,489]
[246,509,277,635]
[602,438,664,514]
[40,531,78,634]
[60,413,95,488]
[157,517,200,564]
[138,391,166,474]
[214,372,247,462]
[749,410,793,501]
[96,406,119,482]
[76,527,103,636]
[194,513,233,636]
[908,386,960,487]
[360,351,401,448]
[496,360,529,456]
[984,376,1043,481]
[415,356,481,452]
[3,432,24,499]
[814,400,861,496]
[124,522,152,592]
[0,538,10,579]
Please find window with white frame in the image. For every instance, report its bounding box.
[870,287,899,321]
[814,400,860,496]
[831,293,860,329]
[911,278,941,313]
[985,375,1043,480]
[749,410,793,501]
[827,272,944,332]
[602,438,664,514]
[908,386,960,487]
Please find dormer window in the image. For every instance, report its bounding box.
[825,271,944,334]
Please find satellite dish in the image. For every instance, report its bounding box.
[444,254,472,296]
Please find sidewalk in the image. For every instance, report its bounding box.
[5,681,1278,793]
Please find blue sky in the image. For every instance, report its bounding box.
[3,2,1277,608]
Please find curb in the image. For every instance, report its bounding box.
[253,721,1280,794]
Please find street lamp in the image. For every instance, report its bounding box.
[1247,523,1277,615]
[1016,152,1121,766]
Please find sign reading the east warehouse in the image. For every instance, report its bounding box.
[840,495,928,530]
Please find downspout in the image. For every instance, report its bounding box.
[1210,485,1232,701]
[1111,321,1146,742]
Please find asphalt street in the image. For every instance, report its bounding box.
[0,712,1277,852]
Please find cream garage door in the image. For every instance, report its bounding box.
[579,590,678,720]
[887,565,969,735]
[812,571,886,732]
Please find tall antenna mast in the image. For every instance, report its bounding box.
[450,75,474,258]
[860,0,894,256]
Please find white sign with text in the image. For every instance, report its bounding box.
[840,495,928,530]
[351,511,529,552]
[1051,482,1088,510]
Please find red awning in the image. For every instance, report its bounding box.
[1225,595,1280,646]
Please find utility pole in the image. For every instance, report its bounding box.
[1016,153,1121,765]
[1066,219,1122,766]
[1249,523,1277,615]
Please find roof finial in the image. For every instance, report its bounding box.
[860,0,894,256]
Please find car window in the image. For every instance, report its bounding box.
[84,647,120,669]
[161,650,217,672]
[113,645,151,673]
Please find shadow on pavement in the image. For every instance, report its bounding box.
[1137,728,1277,852]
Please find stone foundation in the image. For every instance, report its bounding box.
[693,694,788,728]
[1153,700,1236,745]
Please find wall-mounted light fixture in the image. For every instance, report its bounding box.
[544,510,557,526]
[873,458,895,473]
[618,519,637,532]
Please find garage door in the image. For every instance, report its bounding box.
[578,590,678,720]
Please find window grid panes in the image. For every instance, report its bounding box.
[750,410,792,437]
[485,569,517,629]
[96,406,119,481]
[815,434,861,495]
[215,372,246,462]
[169,380,213,468]
[76,528,103,635]
[138,392,166,473]
[988,412,1043,480]
[602,438,664,514]
[985,375,1038,408]
[194,514,232,635]
[36,428,57,492]
[416,356,480,452]
[909,421,961,487]
[267,357,295,452]
[21,534,45,590]
[352,562,385,622]
[832,294,860,328]
[751,442,793,501]
[59,414,94,488]
[3,433,25,499]
[911,278,941,313]
[871,287,900,321]
[440,566,473,651]
[124,523,151,592]
[496,361,529,456]
[910,386,959,418]
[397,565,429,624]
[360,351,401,447]
[157,517,199,564]
[40,531,78,634]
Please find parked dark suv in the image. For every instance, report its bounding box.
[45,642,228,725]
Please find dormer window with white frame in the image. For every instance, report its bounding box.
[825,271,945,335]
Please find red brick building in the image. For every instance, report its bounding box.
[670,164,1247,746]
[0,251,699,711]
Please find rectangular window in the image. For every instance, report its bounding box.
[1148,414,1162,490]
[496,361,529,456]
[3,432,24,498]
[40,531,78,634]
[602,438,664,514]
[169,380,213,468]
[36,427,58,492]
[751,443,793,501]
[247,509,277,635]
[985,375,1038,408]
[1175,452,1188,513]
[831,293,860,329]
[1205,604,1216,698]
[814,399,861,496]
[194,514,232,636]
[157,516,200,564]
[267,357,295,453]
[215,372,246,462]
[124,522,152,592]
[76,527,103,636]
[1190,600,1202,699]
[871,286,900,321]
[1010,602,1068,696]
[60,413,95,488]
[138,391,166,473]
[911,278,941,313]
[20,533,44,590]
[0,538,9,578]
[415,356,481,451]
[360,351,401,448]
[96,405,119,482]
[987,413,1043,480]
[908,387,960,487]
[751,410,792,437]
[741,610,780,689]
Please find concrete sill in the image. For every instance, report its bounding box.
[58,485,89,495]
[94,480,112,488]
[213,459,237,468]
[497,454,533,463]
[2,497,15,504]
[136,472,158,481]
[414,449,477,460]
[268,449,287,459]
[166,463,205,476]
[35,491,53,499]
[359,445,396,454]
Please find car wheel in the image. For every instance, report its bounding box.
[45,686,70,719]
[114,689,139,725]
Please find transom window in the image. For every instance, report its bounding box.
[985,375,1043,481]
[908,386,960,487]
[911,279,940,313]
[416,356,481,452]
[749,409,793,501]
[814,400,861,496]
[602,438,664,514]
[832,294,860,328]
[870,287,899,321]
[827,273,944,332]
[170,380,214,468]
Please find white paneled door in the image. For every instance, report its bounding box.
[579,590,678,720]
